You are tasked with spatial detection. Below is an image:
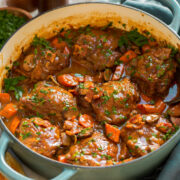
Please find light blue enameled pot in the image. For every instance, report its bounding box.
[0,1,180,179]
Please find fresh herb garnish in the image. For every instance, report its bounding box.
[4,76,26,100]
[118,29,148,48]
[32,35,54,51]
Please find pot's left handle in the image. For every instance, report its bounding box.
[0,131,77,180]
[0,131,33,180]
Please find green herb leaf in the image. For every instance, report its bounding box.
[4,76,26,100]
[32,35,54,51]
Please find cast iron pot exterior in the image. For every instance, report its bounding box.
[0,1,180,180]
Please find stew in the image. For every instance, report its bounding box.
[1,23,180,166]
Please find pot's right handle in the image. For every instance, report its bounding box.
[159,0,180,33]
[121,0,180,33]
[0,131,77,180]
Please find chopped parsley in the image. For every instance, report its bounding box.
[118,28,148,48]
[4,76,26,100]
[32,35,54,51]
[20,132,31,140]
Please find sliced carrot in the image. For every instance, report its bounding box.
[0,103,17,119]
[58,155,67,163]
[142,44,151,53]
[119,50,137,63]
[156,122,174,133]
[79,114,94,128]
[51,38,66,49]
[141,93,151,102]
[137,100,166,114]
[112,64,124,81]
[74,74,84,82]
[57,74,78,87]
[0,93,11,104]
[105,123,120,143]
[9,116,20,134]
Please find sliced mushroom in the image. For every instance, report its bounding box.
[22,54,35,72]
[61,132,72,146]
[143,114,160,124]
[77,127,93,138]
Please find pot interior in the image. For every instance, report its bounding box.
[0,3,179,91]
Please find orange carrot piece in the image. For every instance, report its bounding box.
[141,93,151,102]
[0,93,11,104]
[0,103,17,118]
[10,116,20,134]
[137,100,166,114]
[79,114,94,128]
[156,122,174,133]
[51,38,66,49]
[74,74,84,83]
[105,123,121,143]
[112,64,124,81]
[58,155,67,163]
[57,74,78,87]
[142,44,151,53]
[119,50,137,63]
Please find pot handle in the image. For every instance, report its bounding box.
[0,131,77,180]
[159,0,180,33]
[121,0,180,33]
[0,131,32,180]
[51,169,77,180]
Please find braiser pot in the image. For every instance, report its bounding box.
[0,1,180,180]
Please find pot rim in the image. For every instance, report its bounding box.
[0,2,180,170]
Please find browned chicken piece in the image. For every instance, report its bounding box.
[72,30,121,71]
[20,45,70,81]
[126,47,177,97]
[91,78,140,124]
[120,114,174,157]
[63,132,119,166]
[119,141,131,161]
[20,81,79,122]
[18,117,61,158]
